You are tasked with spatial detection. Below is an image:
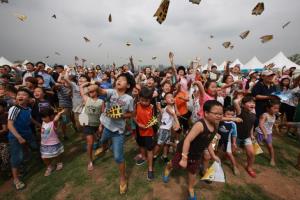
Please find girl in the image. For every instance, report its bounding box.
[40,108,65,177]
[220,75,242,108]
[80,82,103,171]
[256,99,280,166]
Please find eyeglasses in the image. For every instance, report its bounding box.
[208,112,223,117]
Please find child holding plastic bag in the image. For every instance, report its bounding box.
[162,100,222,200]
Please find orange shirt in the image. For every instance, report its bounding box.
[175,91,188,116]
[136,103,154,137]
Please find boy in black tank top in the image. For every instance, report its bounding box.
[162,100,223,200]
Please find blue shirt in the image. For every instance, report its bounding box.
[38,72,55,89]
[8,105,33,139]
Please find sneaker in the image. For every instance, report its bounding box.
[187,192,197,200]
[136,158,146,166]
[162,168,170,183]
[147,171,154,181]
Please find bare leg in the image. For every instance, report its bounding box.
[245,144,255,171]
[266,143,275,166]
[119,162,126,185]
[147,150,153,171]
[202,150,211,172]
[86,135,94,164]
[187,172,197,197]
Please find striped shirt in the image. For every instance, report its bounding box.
[8,105,32,139]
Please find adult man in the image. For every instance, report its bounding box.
[252,70,277,119]
[36,62,55,89]
[21,62,36,85]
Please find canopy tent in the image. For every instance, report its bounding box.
[264,51,300,70]
[243,56,264,70]
[218,61,227,71]
[230,59,244,69]
[0,56,13,66]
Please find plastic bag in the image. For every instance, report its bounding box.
[253,139,263,155]
[201,161,225,182]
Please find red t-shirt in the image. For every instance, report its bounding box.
[136,103,154,137]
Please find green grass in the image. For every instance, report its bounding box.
[1,127,300,200]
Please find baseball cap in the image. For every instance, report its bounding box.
[261,70,275,76]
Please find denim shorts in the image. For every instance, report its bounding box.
[9,135,38,168]
[100,128,125,164]
[236,137,252,147]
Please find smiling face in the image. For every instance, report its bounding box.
[16,91,30,106]
[204,105,223,124]
[243,100,255,112]
[165,93,175,105]
[34,87,45,100]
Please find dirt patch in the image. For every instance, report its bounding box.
[0,179,13,193]
[54,183,72,200]
[152,176,186,200]
[90,166,104,184]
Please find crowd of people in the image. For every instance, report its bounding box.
[0,53,300,200]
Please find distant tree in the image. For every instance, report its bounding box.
[289,54,300,65]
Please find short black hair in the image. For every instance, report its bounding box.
[117,73,136,93]
[54,65,64,70]
[224,106,235,113]
[36,61,45,67]
[40,108,55,118]
[177,66,186,75]
[267,99,281,108]
[139,87,153,100]
[35,75,44,80]
[25,62,35,67]
[17,87,33,98]
[211,65,217,69]
[80,74,90,82]
[164,92,173,100]
[203,100,223,112]
[241,94,255,105]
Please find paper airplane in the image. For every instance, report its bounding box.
[152,56,157,60]
[189,0,201,5]
[83,37,90,42]
[240,30,250,39]
[55,52,61,56]
[139,37,143,42]
[222,42,231,48]
[126,42,132,46]
[15,13,27,22]
[1,0,8,3]
[282,21,291,29]
[252,2,264,16]
[52,14,56,19]
[154,0,170,24]
[108,14,112,22]
[260,35,273,43]
[98,43,103,47]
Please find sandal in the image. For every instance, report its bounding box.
[87,162,94,171]
[44,166,54,177]
[56,162,63,171]
[119,182,128,195]
[246,168,256,178]
[14,180,26,190]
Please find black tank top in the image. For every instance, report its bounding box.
[177,119,216,160]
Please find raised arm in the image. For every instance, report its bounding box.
[80,82,90,103]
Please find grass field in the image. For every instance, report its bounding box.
[1,127,300,200]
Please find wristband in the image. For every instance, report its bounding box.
[181,153,188,159]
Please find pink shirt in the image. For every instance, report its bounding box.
[197,92,215,118]
[41,121,60,145]
[178,76,188,92]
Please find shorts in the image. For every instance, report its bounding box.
[138,136,155,151]
[257,133,272,144]
[83,126,98,136]
[100,128,125,164]
[60,108,71,124]
[9,135,38,168]
[157,129,171,145]
[171,152,201,174]
[237,137,252,148]
[40,143,64,158]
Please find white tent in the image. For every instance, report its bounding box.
[243,56,263,70]
[264,51,300,70]
[0,56,13,66]
[230,59,244,68]
[218,61,227,71]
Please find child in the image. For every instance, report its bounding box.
[218,106,239,175]
[98,73,135,194]
[256,99,280,166]
[54,74,73,140]
[7,88,40,190]
[0,100,9,174]
[162,100,222,200]
[40,108,65,176]
[153,93,180,163]
[236,95,257,178]
[80,83,103,171]
[32,87,52,125]
[134,87,155,180]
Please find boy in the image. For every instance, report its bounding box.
[98,73,135,194]
[236,94,256,178]
[218,106,239,175]
[162,100,222,200]
[134,87,156,180]
[7,88,40,190]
